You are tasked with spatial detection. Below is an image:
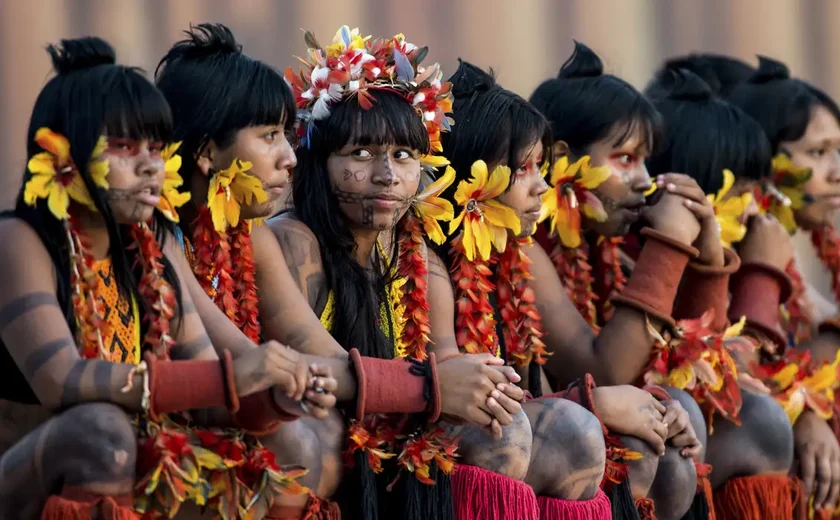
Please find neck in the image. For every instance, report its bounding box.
[351,227,381,267]
[181,171,210,238]
[78,210,111,260]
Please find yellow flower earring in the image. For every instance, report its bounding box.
[207,159,268,232]
[24,128,109,220]
[156,142,191,223]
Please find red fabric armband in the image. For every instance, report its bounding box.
[146,352,228,420]
[349,349,440,421]
[728,262,792,349]
[674,248,741,330]
[611,228,699,328]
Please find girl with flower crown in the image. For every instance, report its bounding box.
[528,42,799,520]
[273,26,537,520]
[683,56,840,519]
[0,37,339,520]
[431,59,704,520]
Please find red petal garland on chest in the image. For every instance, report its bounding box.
[450,235,498,356]
[398,213,431,360]
[812,226,840,305]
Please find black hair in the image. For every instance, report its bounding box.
[530,41,661,158]
[728,56,840,154]
[155,23,295,191]
[293,89,429,361]
[645,68,772,193]
[649,53,754,97]
[12,36,180,346]
[441,60,552,187]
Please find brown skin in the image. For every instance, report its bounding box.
[0,138,328,517]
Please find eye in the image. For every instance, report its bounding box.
[148,142,164,155]
[264,129,283,143]
[393,149,416,161]
[351,148,373,159]
[808,148,826,159]
[109,140,132,151]
[612,154,635,166]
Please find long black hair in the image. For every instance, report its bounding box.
[728,56,840,154]
[646,68,772,193]
[530,41,661,158]
[12,36,180,351]
[155,23,296,193]
[293,89,430,360]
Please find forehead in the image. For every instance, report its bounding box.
[591,123,649,154]
[801,105,840,145]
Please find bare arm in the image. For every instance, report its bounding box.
[0,219,144,411]
[426,248,462,359]
[524,241,654,386]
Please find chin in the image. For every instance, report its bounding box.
[242,200,276,220]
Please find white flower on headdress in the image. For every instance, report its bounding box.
[303,65,345,120]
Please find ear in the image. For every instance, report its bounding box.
[552,140,571,159]
[196,139,219,178]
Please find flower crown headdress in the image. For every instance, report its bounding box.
[285,25,453,161]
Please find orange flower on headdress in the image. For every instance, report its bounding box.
[24,128,109,220]
[540,156,610,248]
[449,160,520,261]
[156,142,191,223]
[207,159,267,232]
[413,166,455,245]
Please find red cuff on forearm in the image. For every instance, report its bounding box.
[674,248,741,330]
[349,349,438,421]
[231,390,297,436]
[642,384,671,401]
[728,262,792,349]
[146,352,228,420]
[611,228,699,328]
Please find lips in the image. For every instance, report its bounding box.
[134,186,161,206]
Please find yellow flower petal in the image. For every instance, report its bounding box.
[470,161,489,194]
[482,200,521,234]
[549,156,570,186]
[716,169,735,202]
[88,159,110,190]
[91,135,108,159]
[35,128,70,164]
[424,218,447,245]
[23,174,52,206]
[27,153,56,176]
[449,211,465,236]
[419,165,456,201]
[578,163,611,189]
[66,174,95,209]
[471,217,491,261]
[420,154,450,169]
[490,224,509,253]
[644,183,657,197]
[461,216,476,261]
[483,165,511,199]
[47,181,70,220]
[539,189,557,224]
[772,364,800,389]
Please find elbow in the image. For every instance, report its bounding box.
[35,360,82,411]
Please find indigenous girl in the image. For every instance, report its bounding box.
[529,41,793,519]
[695,56,840,518]
[0,37,335,519]
[435,58,702,520]
[645,67,804,519]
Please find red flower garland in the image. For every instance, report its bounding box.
[131,223,177,360]
[496,238,549,367]
[812,226,840,305]
[398,213,431,360]
[229,224,261,344]
[449,235,498,355]
[190,206,238,322]
[67,216,110,360]
[598,237,626,321]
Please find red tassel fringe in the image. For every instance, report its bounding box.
[538,490,612,520]
[713,475,800,520]
[451,464,539,520]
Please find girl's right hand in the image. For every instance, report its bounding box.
[232,340,311,401]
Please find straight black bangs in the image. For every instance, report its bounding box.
[312,89,430,155]
[530,74,661,158]
[648,96,772,194]
[102,67,173,142]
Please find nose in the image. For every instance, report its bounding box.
[371,154,399,187]
[277,135,297,171]
[533,169,549,197]
[630,164,653,193]
[827,150,840,183]
[137,146,161,178]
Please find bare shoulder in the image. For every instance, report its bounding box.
[0,217,55,277]
[426,247,450,281]
[521,239,555,276]
[267,214,322,266]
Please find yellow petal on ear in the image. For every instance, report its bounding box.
[165,154,183,177]
[67,174,95,209]
[224,200,240,230]
[91,135,108,159]
[472,217,492,261]
[549,156,570,186]
[490,224,509,254]
[717,169,735,201]
[461,220,476,261]
[484,165,512,199]
[420,165,456,199]
[470,160,489,189]
[539,190,556,224]
[416,197,454,220]
[23,174,52,205]
[47,182,70,220]
[482,200,521,234]
[719,218,747,247]
[453,179,474,206]
[35,128,71,163]
[449,211,465,235]
[565,156,585,180]
[578,164,611,189]
[88,159,110,190]
[161,141,183,161]
[420,154,450,169]
[209,193,227,232]
[423,218,447,245]
[27,153,57,176]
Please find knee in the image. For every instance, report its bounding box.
[456,410,533,481]
[50,403,136,484]
[526,398,606,499]
[622,436,659,499]
[648,448,697,520]
[261,421,322,488]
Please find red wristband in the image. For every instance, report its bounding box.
[232,390,298,436]
[146,352,228,420]
[674,248,741,330]
[728,262,792,349]
[349,349,439,421]
[611,228,699,328]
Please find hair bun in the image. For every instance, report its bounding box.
[449,59,496,98]
[752,56,790,84]
[47,37,115,75]
[179,23,242,58]
[558,41,603,79]
[652,68,714,101]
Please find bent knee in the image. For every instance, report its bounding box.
[622,436,659,499]
[663,386,707,460]
[648,448,697,520]
[50,403,137,484]
[455,410,533,480]
[707,391,794,485]
[261,421,323,489]
[525,399,606,498]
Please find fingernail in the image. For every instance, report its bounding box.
[491,390,500,399]
[316,378,324,387]
[685,200,693,207]
[488,397,498,406]
[667,183,676,191]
